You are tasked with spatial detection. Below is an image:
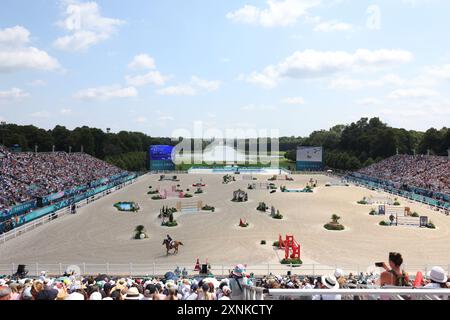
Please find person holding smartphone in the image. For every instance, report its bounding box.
[376,252,410,287]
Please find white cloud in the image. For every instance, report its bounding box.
[29,79,47,87]
[125,54,170,86]
[135,116,147,123]
[0,88,29,100]
[30,111,51,118]
[0,25,30,46]
[0,26,60,73]
[156,76,221,96]
[237,66,279,89]
[74,85,137,100]
[240,104,275,111]
[158,115,175,121]
[156,85,197,96]
[241,49,413,88]
[423,64,450,81]
[226,0,321,27]
[54,1,124,52]
[356,97,382,106]
[281,97,305,105]
[128,54,156,70]
[125,71,169,87]
[314,21,353,32]
[330,74,404,90]
[401,0,431,7]
[60,108,73,115]
[191,76,221,91]
[387,88,439,99]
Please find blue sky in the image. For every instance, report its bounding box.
[0,0,449,137]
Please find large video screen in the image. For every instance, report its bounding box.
[297,146,323,163]
[149,145,174,161]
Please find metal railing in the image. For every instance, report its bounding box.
[1,263,449,279]
[245,287,450,300]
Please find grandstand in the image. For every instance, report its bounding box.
[357,155,450,196]
[0,145,133,234]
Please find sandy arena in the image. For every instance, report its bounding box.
[1,174,449,274]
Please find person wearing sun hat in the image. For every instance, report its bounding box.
[424,266,448,289]
[312,275,341,301]
[123,286,143,300]
[334,268,346,288]
[228,264,246,300]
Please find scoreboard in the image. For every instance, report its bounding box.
[149,145,175,171]
[296,146,323,171]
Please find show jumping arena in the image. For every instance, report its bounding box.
[1,173,450,276]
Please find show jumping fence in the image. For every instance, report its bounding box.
[176,201,203,213]
[396,216,421,227]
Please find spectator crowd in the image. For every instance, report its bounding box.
[0,146,125,211]
[358,155,450,196]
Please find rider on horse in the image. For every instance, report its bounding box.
[166,234,174,247]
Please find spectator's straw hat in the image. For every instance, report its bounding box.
[429,266,447,284]
[321,275,339,289]
[123,287,143,300]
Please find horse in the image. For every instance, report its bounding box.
[162,239,183,255]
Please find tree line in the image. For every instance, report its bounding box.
[0,117,448,171]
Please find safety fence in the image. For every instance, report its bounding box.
[242,285,450,300]
[1,263,449,279]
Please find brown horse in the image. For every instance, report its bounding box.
[162,239,183,255]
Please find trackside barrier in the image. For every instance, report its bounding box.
[255,288,450,301]
[1,263,449,279]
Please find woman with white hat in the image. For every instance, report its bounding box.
[423,266,448,289]
[312,275,341,300]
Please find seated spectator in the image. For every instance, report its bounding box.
[219,286,231,300]
[312,275,341,301]
[0,286,12,300]
[379,252,410,287]
[424,266,448,289]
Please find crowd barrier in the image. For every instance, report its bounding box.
[243,286,450,300]
[0,263,449,279]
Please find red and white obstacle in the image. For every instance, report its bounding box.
[159,185,184,199]
[278,234,301,260]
